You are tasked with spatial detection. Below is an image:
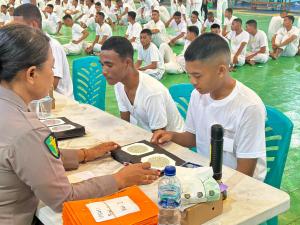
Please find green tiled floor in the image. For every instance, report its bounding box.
[52,10,300,224]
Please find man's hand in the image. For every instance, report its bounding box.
[85,46,93,54]
[72,40,80,44]
[233,55,238,65]
[151,130,173,145]
[85,142,120,161]
[169,39,176,46]
[113,162,160,189]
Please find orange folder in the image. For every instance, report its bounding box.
[62,186,158,225]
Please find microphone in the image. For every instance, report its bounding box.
[210,124,224,181]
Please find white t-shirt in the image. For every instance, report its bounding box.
[72,23,84,41]
[223,15,237,32]
[95,22,112,40]
[227,30,249,57]
[276,26,300,49]
[0,12,10,23]
[187,19,202,33]
[185,81,267,181]
[126,22,142,44]
[169,19,187,36]
[248,30,269,54]
[46,12,61,24]
[83,4,96,16]
[140,0,153,12]
[137,42,165,75]
[204,18,221,29]
[144,20,167,35]
[103,3,115,14]
[175,4,186,16]
[114,71,184,132]
[49,36,74,98]
[117,3,133,14]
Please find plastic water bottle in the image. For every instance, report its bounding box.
[158,166,181,225]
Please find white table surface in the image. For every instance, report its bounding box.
[36,93,290,225]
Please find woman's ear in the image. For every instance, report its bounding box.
[24,66,37,85]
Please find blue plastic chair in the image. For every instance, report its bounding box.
[72,56,106,110]
[169,83,194,120]
[264,105,293,225]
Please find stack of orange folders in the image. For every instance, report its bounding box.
[63,186,158,225]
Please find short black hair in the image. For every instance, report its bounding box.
[187,26,199,36]
[95,2,101,6]
[285,15,295,23]
[63,14,73,20]
[47,4,54,8]
[0,24,50,82]
[246,19,257,28]
[140,28,152,36]
[174,11,181,17]
[96,11,105,18]
[184,33,230,63]
[207,12,214,17]
[211,23,220,29]
[116,0,122,2]
[13,4,42,29]
[128,11,136,20]
[233,18,242,25]
[101,36,134,60]
[225,8,233,14]
[191,10,199,17]
[152,9,159,14]
[1,4,8,8]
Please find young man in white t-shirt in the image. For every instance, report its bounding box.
[65,0,82,20]
[267,11,287,41]
[187,11,203,32]
[100,37,184,132]
[125,11,142,50]
[115,0,132,25]
[143,10,169,47]
[63,14,89,55]
[270,15,300,60]
[85,12,112,54]
[151,33,267,181]
[227,18,249,68]
[135,29,165,80]
[0,5,10,27]
[165,11,187,46]
[43,4,62,34]
[222,8,237,36]
[79,0,96,28]
[159,25,199,74]
[245,19,269,65]
[202,11,221,34]
[14,4,74,98]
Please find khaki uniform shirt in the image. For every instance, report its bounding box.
[0,86,118,225]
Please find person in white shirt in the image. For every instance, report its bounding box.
[84,2,109,30]
[159,25,199,74]
[53,0,64,19]
[103,0,116,24]
[43,4,62,34]
[186,0,202,18]
[202,11,221,34]
[245,19,269,65]
[210,23,229,44]
[143,9,168,47]
[227,18,249,68]
[137,0,153,23]
[124,0,135,11]
[79,0,96,28]
[65,0,82,20]
[222,8,237,36]
[61,0,70,11]
[267,11,287,41]
[125,11,142,50]
[187,11,203,33]
[14,4,74,98]
[165,11,187,45]
[270,15,300,60]
[85,12,112,54]
[152,33,267,182]
[0,5,10,26]
[114,0,132,25]
[217,0,228,23]
[135,29,165,80]
[100,36,184,132]
[63,14,89,55]
[173,0,186,21]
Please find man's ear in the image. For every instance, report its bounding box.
[24,66,38,85]
[218,64,227,79]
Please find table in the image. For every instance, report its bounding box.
[36,93,290,225]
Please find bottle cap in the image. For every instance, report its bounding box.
[164,165,176,176]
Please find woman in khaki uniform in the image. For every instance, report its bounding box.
[0,24,159,225]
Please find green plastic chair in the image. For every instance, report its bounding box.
[169,83,194,120]
[72,56,106,110]
[264,105,293,225]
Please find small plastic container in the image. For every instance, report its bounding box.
[29,96,53,119]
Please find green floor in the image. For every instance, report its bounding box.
[52,11,300,225]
